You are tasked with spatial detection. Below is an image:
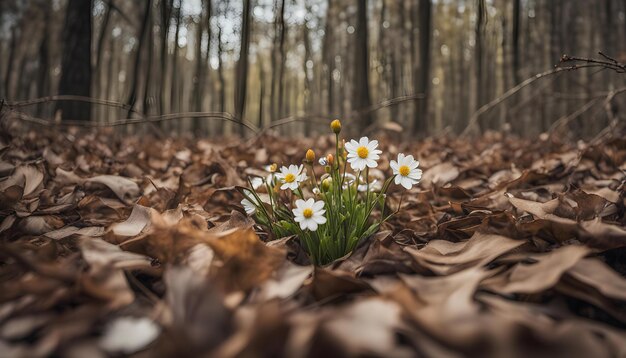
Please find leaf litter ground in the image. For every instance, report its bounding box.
[0,128,625,357]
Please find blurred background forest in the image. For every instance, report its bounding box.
[0,0,625,138]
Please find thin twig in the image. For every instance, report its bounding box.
[4,93,424,136]
[461,63,618,137]
[7,110,261,134]
[547,97,602,135]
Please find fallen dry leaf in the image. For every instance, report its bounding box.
[1,128,625,357]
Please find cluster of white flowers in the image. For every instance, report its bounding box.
[241,134,422,233]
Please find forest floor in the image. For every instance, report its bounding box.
[1,124,626,357]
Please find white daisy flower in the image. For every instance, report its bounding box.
[276,164,307,191]
[357,179,382,192]
[250,177,264,190]
[345,137,382,171]
[292,198,327,231]
[241,189,269,216]
[241,198,257,215]
[390,153,422,190]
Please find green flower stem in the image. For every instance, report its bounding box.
[244,179,275,232]
[307,163,320,193]
[295,187,304,199]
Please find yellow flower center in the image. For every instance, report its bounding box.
[357,146,369,159]
[399,165,410,177]
[284,173,296,183]
[303,208,313,218]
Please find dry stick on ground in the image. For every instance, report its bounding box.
[6,110,261,134]
[507,75,560,118]
[5,95,141,115]
[589,88,626,146]
[546,97,604,135]
[461,63,615,137]
[5,93,424,137]
[462,53,626,137]
[263,94,425,135]
[548,87,626,136]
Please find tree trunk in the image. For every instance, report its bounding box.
[258,58,265,127]
[276,0,287,119]
[191,0,208,120]
[95,1,112,70]
[413,0,432,135]
[105,33,116,122]
[472,0,486,121]
[37,5,51,116]
[303,10,315,135]
[234,0,252,137]
[217,26,226,115]
[4,25,19,99]
[202,0,212,104]
[126,0,152,117]
[142,6,154,116]
[170,0,182,114]
[512,0,521,85]
[158,0,174,116]
[379,0,388,101]
[0,4,4,98]
[322,0,334,115]
[354,0,373,130]
[56,0,92,121]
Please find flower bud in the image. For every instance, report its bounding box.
[326,154,334,166]
[305,149,315,163]
[330,119,342,134]
[322,177,332,191]
[269,163,278,173]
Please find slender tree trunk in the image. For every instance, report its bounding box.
[234,0,252,137]
[380,0,388,101]
[56,0,92,121]
[36,6,51,116]
[472,0,486,125]
[512,0,521,85]
[95,1,112,70]
[170,0,182,114]
[258,58,265,127]
[413,0,432,135]
[269,0,278,121]
[159,0,173,116]
[322,0,334,115]
[217,26,226,115]
[191,0,206,118]
[143,6,154,115]
[276,0,287,119]
[105,33,116,122]
[0,5,4,99]
[303,10,315,135]
[126,0,152,117]
[16,55,29,100]
[354,0,373,130]
[202,0,212,104]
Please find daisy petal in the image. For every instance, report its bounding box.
[313,201,325,210]
[313,216,327,224]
